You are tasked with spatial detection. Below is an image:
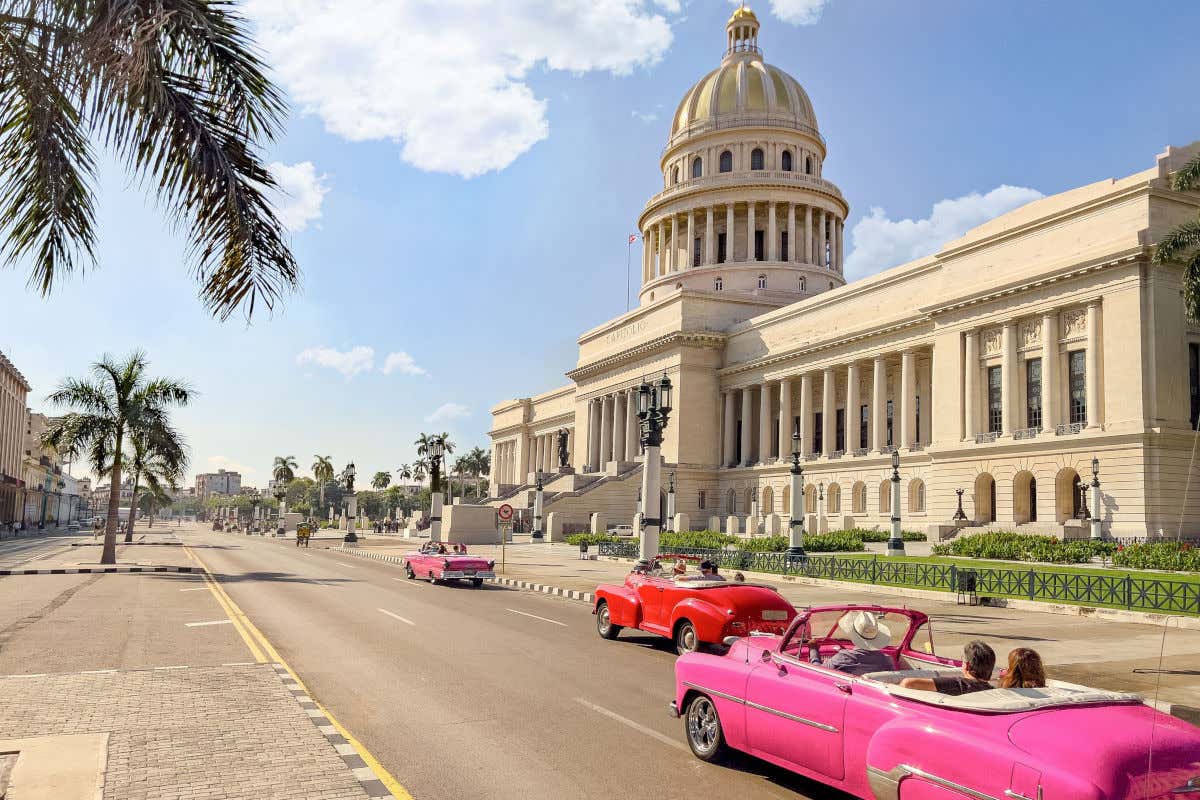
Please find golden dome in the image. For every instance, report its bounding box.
[669,58,818,140]
[728,5,759,23]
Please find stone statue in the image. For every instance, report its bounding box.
[557,428,569,468]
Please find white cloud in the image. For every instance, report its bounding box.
[631,109,659,123]
[269,161,329,232]
[844,185,1044,279]
[247,0,675,178]
[381,351,427,376]
[759,0,831,25]
[425,402,470,424]
[295,345,376,379]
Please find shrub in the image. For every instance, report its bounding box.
[841,528,927,543]
[660,530,739,550]
[802,532,865,552]
[564,533,619,547]
[1112,541,1200,572]
[931,531,1114,564]
[737,535,789,552]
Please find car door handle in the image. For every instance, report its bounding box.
[834,683,852,694]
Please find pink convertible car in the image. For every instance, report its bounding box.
[671,604,1200,799]
[403,544,495,587]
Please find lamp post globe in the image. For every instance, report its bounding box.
[887,449,905,556]
[428,438,446,543]
[787,430,806,560]
[343,461,359,543]
[1090,456,1103,540]
[636,374,672,561]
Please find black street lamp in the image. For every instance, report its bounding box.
[787,430,806,559]
[636,373,672,560]
[428,439,445,542]
[665,472,676,532]
[343,462,358,543]
[952,488,968,522]
[887,450,905,556]
[531,472,545,540]
[1089,457,1101,539]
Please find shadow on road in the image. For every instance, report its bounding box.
[146,571,353,586]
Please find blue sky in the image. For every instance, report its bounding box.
[2,0,1197,489]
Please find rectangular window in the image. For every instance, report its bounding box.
[886,400,894,446]
[698,490,706,510]
[717,233,727,263]
[1026,358,1042,430]
[754,230,764,261]
[859,405,869,449]
[835,408,845,452]
[988,365,1003,433]
[1191,343,1200,430]
[813,412,823,454]
[693,237,701,268]
[735,420,742,463]
[915,394,921,443]
[780,232,789,262]
[1069,350,1087,425]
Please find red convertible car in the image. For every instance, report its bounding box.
[593,558,795,654]
[403,543,495,587]
[671,604,1200,800]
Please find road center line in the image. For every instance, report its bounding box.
[333,562,356,568]
[573,698,685,751]
[506,608,567,627]
[179,587,209,592]
[185,619,234,627]
[377,608,415,626]
[391,578,423,586]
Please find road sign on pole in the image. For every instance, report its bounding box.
[497,504,513,522]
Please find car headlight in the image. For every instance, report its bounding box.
[488,560,495,569]
[444,559,451,569]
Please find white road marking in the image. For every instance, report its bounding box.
[179,587,209,592]
[81,669,117,675]
[153,665,189,670]
[222,662,256,667]
[185,619,233,627]
[506,608,567,627]
[332,562,356,569]
[391,578,423,587]
[377,608,415,626]
[573,698,685,751]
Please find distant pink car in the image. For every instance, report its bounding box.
[671,604,1200,799]
[403,545,495,587]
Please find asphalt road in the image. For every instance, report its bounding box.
[192,530,850,800]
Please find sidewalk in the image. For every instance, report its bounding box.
[340,538,1200,710]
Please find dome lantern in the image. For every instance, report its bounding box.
[726,5,761,59]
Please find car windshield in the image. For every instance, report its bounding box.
[782,610,922,655]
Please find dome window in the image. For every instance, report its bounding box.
[751,148,764,170]
[672,166,679,185]
[757,274,767,289]
[714,276,724,291]
[719,150,732,173]
[781,150,793,171]
[691,157,702,179]
[805,156,813,175]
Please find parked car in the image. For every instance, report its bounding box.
[403,544,496,587]
[608,525,635,537]
[593,558,795,654]
[671,603,1200,800]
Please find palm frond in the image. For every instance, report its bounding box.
[1154,219,1200,266]
[1182,248,1200,324]
[1172,151,1200,193]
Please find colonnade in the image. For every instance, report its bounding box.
[492,428,573,487]
[642,200,843,281]
[721,349,931,468]
[585,390,640,471]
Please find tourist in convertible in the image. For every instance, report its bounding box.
[807,610,895,676]
[900,640,996,695]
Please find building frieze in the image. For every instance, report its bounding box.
[567,330,727,382]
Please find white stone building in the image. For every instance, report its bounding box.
[487,8,1200,540]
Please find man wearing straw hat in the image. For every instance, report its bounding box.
[808,610,895,676]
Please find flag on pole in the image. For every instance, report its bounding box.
[628,234,638,244]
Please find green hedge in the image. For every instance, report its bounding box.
[803,532,865,552]
[932,531,1118,564]
[1112,541,1200,572]
[564,533,620,547]
[842,528,927,543]
[660,530,739,550]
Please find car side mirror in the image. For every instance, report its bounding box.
[723,636,739,647]
[760,649,772,663]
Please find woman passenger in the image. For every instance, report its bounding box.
[999,648,1046,689]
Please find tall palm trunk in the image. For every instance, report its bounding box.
[102,452,122,565]
[125,470,141,543]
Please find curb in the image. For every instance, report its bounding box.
[69,541,183,547]
[272,663,390,798]
[0,565,199,576]
[1148,699,1200,726]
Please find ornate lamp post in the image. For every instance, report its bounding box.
[787,430,806,559]
[665,472,676,533]
[1090,457,1102,540]
[429,438,445,542]
[888,450,905,556]
[273,486,286,536]
[952,488,968,522]
[343,462,358,543]
[251,497,261,533]
[636,373,672,560]
[531,472,545,540]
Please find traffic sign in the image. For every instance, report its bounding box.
[497,503,513,522]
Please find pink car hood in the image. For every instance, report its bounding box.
[1008,705,1200,799]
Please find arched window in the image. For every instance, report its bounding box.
[909,479,926,513]
[726,488,737,514]
[852,482,867,513]
[805,156,813,174]
[751,148,764,170]
[804,484,817,514]
[879,480,891,513]
[762,487,774,514]
[781,150,793,171]
[691,157,703,179]
[799,276,806,292]
[757,274,767,289]
[672,166,679,185]
[828,483,841,514]
[714,276,723,291]
[719,150,733,173]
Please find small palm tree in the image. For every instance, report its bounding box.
[137,482,175,528]
[312,455,334,508]
[395,463,413,485]
[1154,152,1200,319]
[272,456,297,486]
[41,352,190,564]
[371,471,391,491]
[412,459,428,486]
[116,421,188,541]
[471,447,490,497]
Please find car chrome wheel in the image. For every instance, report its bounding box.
[685,695,726,762]
[405,564,415,580]
[675,620,698,655]
[596,601,622,640]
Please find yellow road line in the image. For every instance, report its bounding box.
[184,545,413,800]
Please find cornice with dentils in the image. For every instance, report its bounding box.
[566,330,727,382]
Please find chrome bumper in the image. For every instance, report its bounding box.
[668,701,680,718]
[443,570,495,579]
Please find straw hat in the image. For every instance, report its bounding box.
[839,611,891,650]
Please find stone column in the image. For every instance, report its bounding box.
[534,436,545,476]
[740,387,753,466]
[666,218,675,273]
[846,362,860,453]
[758,381,772,463]
[613,393,626,462]
[599,395,613,465]
[1041,312,1059,432]
[964,331,978,439]
[746,202,756,262]
[625,389,639,460]
[1002,323,1016,435]
[804,205,813,264]
[725,205,734,263]
[643,229,651,282]
[872,356,887,451]
[818,209,827,268]
[787,203,796,263]
[837,219,845,272]
[686,209,695,269]
[778,377,792,461]
[545,433,555,472]
[901,350,916,448]
[767,202,777,261]
[822,368,835,454]
[723,390,736,467]
[1086,302,1101,428]
[705,206,715,265]
[800,373,813,456]
[588,399,601,470]
[655,221,664,278]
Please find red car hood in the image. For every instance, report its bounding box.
[1008,705,1200,799]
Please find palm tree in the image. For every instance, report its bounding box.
[0,1,297,321]
[412,459,428,486]
[395,463,413,486]
[40,352,190,564]
[117,420,188,541]
[137,482,175,529]
[272,456,297,485]
[371,471,391,491]
[312,455,334,509]
[470,447,490,497]
[1154,152,1200,320]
